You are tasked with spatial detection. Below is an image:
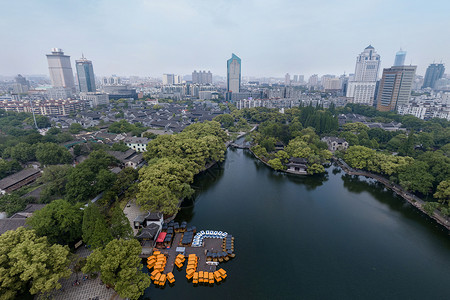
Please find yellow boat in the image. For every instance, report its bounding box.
[214,271,222,282]
[150,270,160,280]
[218,268,227,279]
[154,272,162,285]
[159,274,166,286]
[186,271,194,280]
[193,272,199,284]
[167,272,175,284]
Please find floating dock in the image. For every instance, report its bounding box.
[146,221,234,287]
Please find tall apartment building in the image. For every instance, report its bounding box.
[227,53,241,93]
[346,45,381,105]
[46,48,75,90]
[75,55,96,92]
[308,74,319,86]
[422,63,445,89]
[393,49,407,66]
[285,73,291,85]
[376,65,416,112]
[192,70,212,84]
[162,74,182,85]
[13,74,30,94]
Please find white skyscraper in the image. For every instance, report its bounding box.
[346,45,381,105]
[46,48,75,90]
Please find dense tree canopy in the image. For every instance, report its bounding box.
[138,121,226,215]
[27,199,83,246]
[0,159,22,180]
[65,151,118,203]
[39,164,72,202]
[0,227,71,299]
[82,239,150,300]
[137,158,194,215]
[35,143,73,165]
[110,205,133,239]
[82,204,113,249]
[108,119,148,136]
[0,194,33,217]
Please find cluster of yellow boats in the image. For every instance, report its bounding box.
[147,252,228,287]
[191,269,227,285]
[184,254,227,285]
[147,251,175,286]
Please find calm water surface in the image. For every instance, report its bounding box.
[143,148,450,300]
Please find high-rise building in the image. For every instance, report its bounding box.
[174,75,183,84]
[393,49,407,66]
[162,74,182,85]
[102,75,121,85]
[46,48,75,90]
[162,74,174,85]
[227,53,241,93]
[298,75,305,84]
[13,74,30,94]
[293,75,298,83]
[308,74,319,86]
[285,73,291,85]
[75,54,96,93]
[346,45,381,105]
[422,63,445,89]
[192,70,212,84]
[376,65,416,112]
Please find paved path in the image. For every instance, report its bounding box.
[48,247,123,300]
[123,200,142,235]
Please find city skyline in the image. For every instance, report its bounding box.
[0,0,449,77]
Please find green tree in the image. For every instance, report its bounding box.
[111,141,130,152]
[343,146,376,169]
[0,227,71,299]
[69,122,84,134]
[46,127,61,135]
[434,180,450,215]
[4,142,36,163]
[276,150,290,164]
[398,161,434,195]
[27,199,83,246]
[213,114,235,129]
[268,158,284,171]
[82,239,150,300]
[26,115,51,128]
[39,164,72,201]
[82,204,113,249]
[137,158,194,215]
[0,194,32,217]
[307,163,325,175]
[0,159,22,180]
[110,205,133,239]
[65,166,96,203]
[35,143,73,165]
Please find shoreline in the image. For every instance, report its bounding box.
[238,145,449,232]
[334,157,450,232]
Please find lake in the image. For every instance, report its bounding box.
[143,148,450,299]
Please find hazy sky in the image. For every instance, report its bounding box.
[1,0,448,78]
